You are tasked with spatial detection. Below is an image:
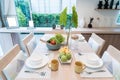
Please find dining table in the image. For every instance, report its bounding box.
[15,34,115,80]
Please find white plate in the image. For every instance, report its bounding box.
[25,55,49,69]
[85,59,103,69]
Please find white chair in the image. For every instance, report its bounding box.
[22,33,37,56]
[0,44,27,80]
[102,45,120,80]
[88,33,105,57]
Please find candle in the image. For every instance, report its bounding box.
[29,20,34,28]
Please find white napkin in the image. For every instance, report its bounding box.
[80,67,113,78]
[16,66,51,79]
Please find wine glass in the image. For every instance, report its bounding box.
[71,34,79,53]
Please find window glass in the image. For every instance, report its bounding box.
[14,0,76,27]
[14,0,30,27]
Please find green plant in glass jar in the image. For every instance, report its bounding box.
[59,6,78,46]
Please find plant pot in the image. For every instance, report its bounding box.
[52,24,56,29]
[60,25,64,29]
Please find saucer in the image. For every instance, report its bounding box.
[25,55,49,69]
[85,59,103,69]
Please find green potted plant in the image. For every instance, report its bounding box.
[59,6,78,46]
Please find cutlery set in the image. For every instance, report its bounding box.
[25,70,46,76]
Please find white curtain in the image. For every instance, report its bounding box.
[0,44,3,57]
[0,0,8,27]
[4,0,19,28]
[31,0,76,14]
[4,0,16,15]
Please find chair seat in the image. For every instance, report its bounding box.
[102,45,120,80]
[0,44,27,80]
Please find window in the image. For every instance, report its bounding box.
[14,0,30,27]
[14,0,76,27]
[31,0,76,14]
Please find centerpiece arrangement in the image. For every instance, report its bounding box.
[57,6,78,63]
[58,46,72,63]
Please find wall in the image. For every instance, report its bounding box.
[76,0,120,27]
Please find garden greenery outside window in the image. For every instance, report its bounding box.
[14,0,76,27]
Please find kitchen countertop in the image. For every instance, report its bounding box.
[0,27,120,34]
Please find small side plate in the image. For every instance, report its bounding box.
[58,57,72,64]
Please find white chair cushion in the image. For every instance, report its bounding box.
[112,57,120,80]
[88,37,100,53]
[2,51,27,80]
[102,51,113,73]
[26,37,37,54]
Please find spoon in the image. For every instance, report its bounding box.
[25,70,46,76]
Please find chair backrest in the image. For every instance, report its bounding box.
[22,33,37,56]
[88,33,105,57]
[0,44,21,80]
[102,45,120,80]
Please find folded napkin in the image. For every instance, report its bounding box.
[17,67,51,79]
[80,67,113,78]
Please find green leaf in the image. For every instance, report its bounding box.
[72,6,78,28]
[59,7,67,26]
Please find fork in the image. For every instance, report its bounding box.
[85,70,105,74]
[25,70,46,76]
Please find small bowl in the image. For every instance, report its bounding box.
[46,43,61,50]
[27,56,42,66]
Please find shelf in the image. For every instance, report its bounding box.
[95,8,120,10]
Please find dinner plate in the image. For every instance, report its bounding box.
[85,59,103,69]
[25,55,49,69]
